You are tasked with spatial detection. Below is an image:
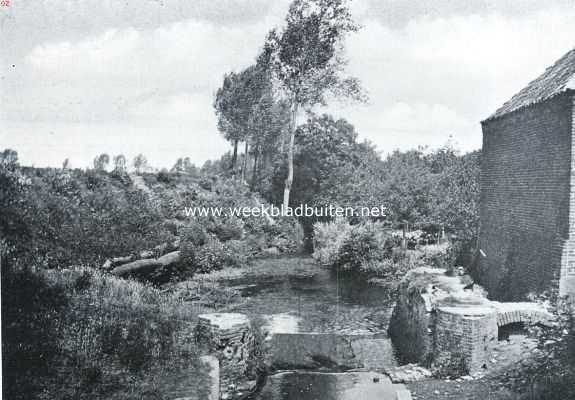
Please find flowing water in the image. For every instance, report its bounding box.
[218,257,401,400]
[222,257,397,335]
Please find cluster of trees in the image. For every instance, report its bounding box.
[211,0,480,253]
[214,0,364,205]
[89,152,198,176]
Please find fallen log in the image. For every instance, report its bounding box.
[157,250,180,266]
[101,254,137,270]
[111,258,163,276]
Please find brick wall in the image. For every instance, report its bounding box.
[560,95,575,296]
[434,308,498,374]
[479,93,575,299]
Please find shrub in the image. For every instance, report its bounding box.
[182,221,209,247]
[334,222,390,271]
[2,263,68,400]
[266,216,304,253]
[39,267,210,400]
[211,217,244,242]
[312,218,352,265]
[193,237,248,273]
[157,169,172,183]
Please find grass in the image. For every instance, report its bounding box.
[2,264,211,400]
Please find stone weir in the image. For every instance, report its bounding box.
[389,267,553,376]
[195,312,412,400]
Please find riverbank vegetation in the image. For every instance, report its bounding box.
[2,262,210,400]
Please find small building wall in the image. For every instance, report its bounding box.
[479,93,575,299]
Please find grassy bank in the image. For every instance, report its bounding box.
[2,263,211,400]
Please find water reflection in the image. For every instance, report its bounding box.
[222,259,396,335]
[256,372,399,400]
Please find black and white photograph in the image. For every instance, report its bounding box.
[1,1,575,399]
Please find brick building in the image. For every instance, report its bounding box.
[479,48,575,300]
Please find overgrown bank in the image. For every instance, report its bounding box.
[2,263,210,400]
[0,159,303,400]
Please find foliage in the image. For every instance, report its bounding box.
[334,222,391,271]
[518,299,575,399]
[211,216,244,242]
[93,153,110,171]
[429,150,481,243]
[2,263,68,400]
[0,159,174,268]
[112,154,127,175]
[262,0,365,208]
[272,114,377,206]
[171,157,198,175]
[157,168,173,183]
[214,63,282,174]
[312,217,352,265]
[266,0,365,108]
[2,264,211,400]
[132,153,149,174]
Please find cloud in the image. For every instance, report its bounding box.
[2,1,575,167]
[353,0,575,27]
[331,6,575,154]
[9,17,280,123]
[25,19,273,86]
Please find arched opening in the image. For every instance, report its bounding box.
[498,321,527,341]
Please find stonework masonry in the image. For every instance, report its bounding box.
[390,268,552,376]
[480,92,575,299]
[434,307,498,373]
[195,313,257,400]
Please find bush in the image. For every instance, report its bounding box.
[312,218,352,265]
[42,267,210,400]
[182,221,209,247]
[334,222,390,271]
[1,166,174,269]
[211,217,244,242]
[265,216,304,253]
[157,169,172,183]
[2,263,68,400]
[192,237,248,273]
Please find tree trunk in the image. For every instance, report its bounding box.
[282,104,298,210]
[241,140,249,183]
[251,147,259,190]
[231,139,238,172]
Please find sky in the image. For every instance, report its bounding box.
[1,0,574,169]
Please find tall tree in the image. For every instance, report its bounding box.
[214,73,244,171]
[214,64,277,181]
[0,149,18,166]
[132,153,148,174]
[264,0,365,209]
[249,91,291,189]
[93,153,110,171]
[113,154,127,174]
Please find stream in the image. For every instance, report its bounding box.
[217,257,401,400]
